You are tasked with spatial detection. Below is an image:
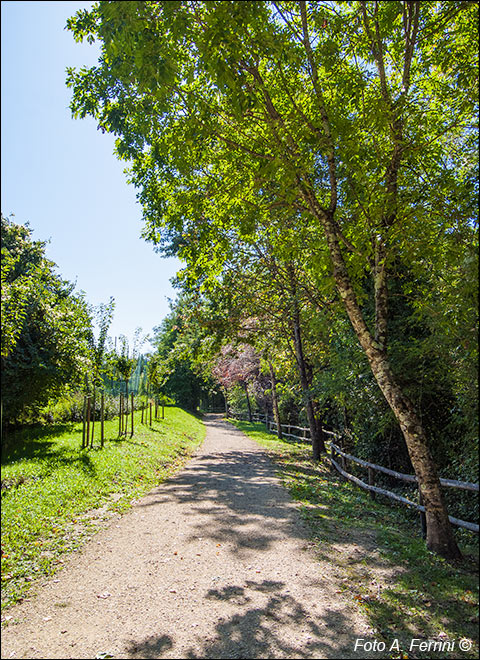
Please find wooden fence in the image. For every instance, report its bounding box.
[229,411,479,535]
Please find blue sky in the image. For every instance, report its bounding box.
[1,0,181,350]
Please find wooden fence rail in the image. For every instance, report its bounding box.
[330,443,479,492]
[330,445,478,534]
[229,411,479,534]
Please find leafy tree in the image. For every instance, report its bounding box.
[1,215,93,423]
[66,1,478,558]
[112,332,144,398]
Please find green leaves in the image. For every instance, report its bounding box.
[1,215,94,422]
[65,1,478,500]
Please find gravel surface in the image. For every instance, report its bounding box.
[1,415,376,659]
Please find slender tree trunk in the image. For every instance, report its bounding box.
[291,309,326,459]
[268,361,283,440]
[243,381,252,422]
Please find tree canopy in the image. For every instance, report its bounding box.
[66,0,478,558]
[1,215,94,421]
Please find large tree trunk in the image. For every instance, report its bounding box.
[268,361,283,439]
[312,204,461,559]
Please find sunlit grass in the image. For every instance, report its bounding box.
[231,419,479,660]
[1,408,205,612]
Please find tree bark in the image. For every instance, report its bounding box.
[243,381,252,422]
[306,201,461,559]
[268,361,283,439]
[291,309,326,459]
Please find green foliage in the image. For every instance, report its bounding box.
[38,391,145,425]
[1,215,94,423]
[66,1,478,553]
[1,407,205,610]
[88,296,115,388]
[148,298,211,411]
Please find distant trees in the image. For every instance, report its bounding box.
[1,215,93,424]
[212,344,260,421]
[148,301,210,412]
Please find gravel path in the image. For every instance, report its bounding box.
[1,415,375,659]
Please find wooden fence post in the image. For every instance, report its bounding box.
[150,402,152,426]
[368,467,376,500]
[339,438,347,471]
[141,404,144,425]
[162,405,164,419]
[101,393,104,448]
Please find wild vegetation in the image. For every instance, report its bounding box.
[1,214,93,425]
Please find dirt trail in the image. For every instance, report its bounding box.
[1,415,375,659]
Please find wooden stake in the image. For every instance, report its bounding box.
[368,467,376,500]
[125,391,129,436]
[101,393,104,448]
[86,397,91,448]
[130,393,134,438]
[90,389,95,448]
[119,394,123,436]
[150,402,152,426]
[82,396,87,448]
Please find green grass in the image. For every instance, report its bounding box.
[230,419,479,660]
[1,408,205,613]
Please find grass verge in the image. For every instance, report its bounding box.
[1,407,205,614]
[230,419,479,660]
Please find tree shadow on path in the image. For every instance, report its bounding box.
[124,417,375,658]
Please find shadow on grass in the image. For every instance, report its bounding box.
[230,419,479,658]
[1,423,78,464]
[1,423,99,478]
